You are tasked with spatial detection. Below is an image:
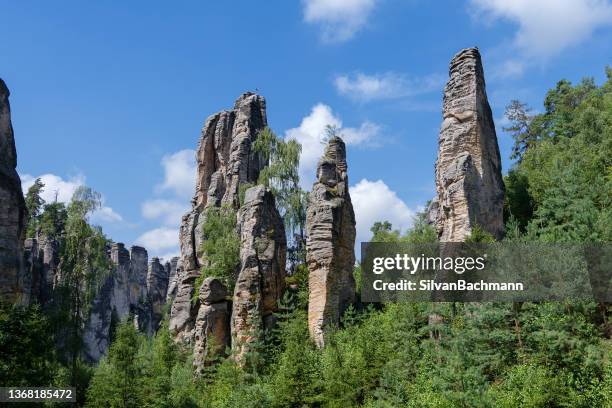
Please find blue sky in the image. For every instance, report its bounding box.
[3,0,612,260]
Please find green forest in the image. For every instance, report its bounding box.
[2,69,611,407]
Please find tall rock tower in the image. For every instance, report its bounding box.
[306,137,356,348]
[232,185,286,364]
[434,48,504,242]
[0,79,26,304]
[169,92,267,342]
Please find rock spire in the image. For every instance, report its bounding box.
[170,93,268,342]
[231,185,286,364]
[306,137,356,348]
[0,79,26,305]
[434,47,504,242]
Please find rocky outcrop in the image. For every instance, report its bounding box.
[147,257,169,332]
[306,137,356,348]
[434,47,504,242]
[426,197,439,226]
[0,79,26,305]
[84,243,170,362]
[21,237,60,306]
[165,257,179,304]
[231,186,286,364]
[193,277,230,374]
[128,246,152,332]
[170,92,267,342]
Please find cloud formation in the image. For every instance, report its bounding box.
[135,227,180,252]
[21,173,123,223]
[335,72,444,101]
[141,199,189,227]
[138,149,197,257]
[471,0,612,59]
[156,149,197,199]
[350,178,416,245]
[285,103,380,187]
[303,0,380,42]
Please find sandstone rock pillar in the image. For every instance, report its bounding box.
[165,256,179,304]
[231,185,286,364]
[170,92,267,342]
[193,277,230,374]
[147,257,169,331]
[306,137,356,348]
[434,47,504,242]
[0,79,26,304]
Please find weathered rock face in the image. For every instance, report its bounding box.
[129,246,151,332]
[147,257,169,332]
[165,256,179,304]
[170,92,267,342]
[434,48,504,242]
[40,238,60,302]
[231,185,286,364]
[83,243,170,362]
[193,277,230,374]
[0,79,26,305]
[22,237,60,306]
[426,197,439,226]
[306,137,356,348]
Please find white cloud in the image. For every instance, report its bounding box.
[335,72,444,101]
[471,0,612,59]
[491,59,526,80]
[142,199,189,227]
[303,0,380,42]
[140,149,197,257]
[21,173,85,204]
[350,179,416,245]
[285,103,380,187]
[156,149,197,199]
[21,172,123,223]
[91,206,123,223]
[135,227,179,252]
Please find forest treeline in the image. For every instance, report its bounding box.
[1,69,611,407]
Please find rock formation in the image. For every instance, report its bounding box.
[306,137,356,348]
[83,243,170,362]
[21,237,60,306]
[147,257,169,332]
[0,79,26,305]
[170,92,267,342]
[165,257,179,304]
[193,277,230,374]
[128,246,152,332]
[434,47,504,242]
[231,185,286,364]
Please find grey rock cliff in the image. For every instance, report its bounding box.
[434,47,504,242]
[147,257,169,332]
[165,256,179,304]
[170,92,267,342]
[129,246,152,332]
[306,137,356,348]
[83,243,170,362]
[193,277,230,374]
[231,185,286,364]
[0,79,26,304]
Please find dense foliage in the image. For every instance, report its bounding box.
[193,206,241,297]
[504,69,612,241]
[254,126,308,266]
